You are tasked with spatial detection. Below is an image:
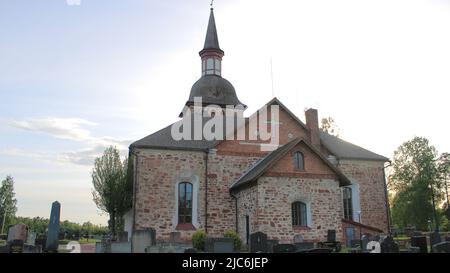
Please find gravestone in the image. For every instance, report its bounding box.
[169,232,181,243]
[205,238,235,253]
[266,240,279,253]
[9,240,24,253]
[26,232,36,246]
[273,244,296,253]
[327,230,336,242]
[430,231,441,246]
[7,224,27,243]
[431,241,450,253]
[118,232,128,243]
[184,248,198,253]
[380,236,399,253]
[45,201,61,252]
[361,235,369,252]
[132,229,155,253]
[294,242,315,251]
[250,232,267,253]
[411,236,428,253]
[293,234,304,243]
[110,242,132,253]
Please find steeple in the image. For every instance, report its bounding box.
[200,8,224,56]
[199,8,224,76]
[180,6,246,117]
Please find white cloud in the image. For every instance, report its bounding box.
[7,117,132,166]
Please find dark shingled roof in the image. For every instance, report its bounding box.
[320,132,389,162]
[229,139,351,192]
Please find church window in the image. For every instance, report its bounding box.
[343,187,353,221]
[178,182,193,224]
[292,201,307,227]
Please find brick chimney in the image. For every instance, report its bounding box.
[305,108,320,149]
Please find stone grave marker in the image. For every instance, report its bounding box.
[327,230,336,242]
[431,241,450,253]
[9,240,24,253]
[293,234,304,243]
[110,242,132,253]
[45,201,61,252]
[411,236,428,253]
[361,235,370,252]
[380,236,399,253]
[430,231,441,247]
[294,242,315,251]
[26,232,36,246]
[132,229,154,253]
[7,224,27,243]
[205,238,235,253]
[118,231,128,243]
[169,231,181,244]
[266,240,279,253]
[250,232,267,253]
[273,244,296,253]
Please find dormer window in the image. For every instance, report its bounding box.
[202,57,221,76]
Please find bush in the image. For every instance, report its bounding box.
[224,230,242,252]
[192,230,207,251]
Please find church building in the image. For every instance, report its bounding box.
[128,8,390,247]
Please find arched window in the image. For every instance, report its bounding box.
[293,152,304,170]
[178,182,193,224]
[343,187,353,221]
[292,201,307,227]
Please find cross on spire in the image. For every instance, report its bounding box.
[210,0,214,9]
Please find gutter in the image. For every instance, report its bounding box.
[205,149,209,234]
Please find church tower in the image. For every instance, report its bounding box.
[180,8,246,117]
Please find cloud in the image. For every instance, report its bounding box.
[9,117,96,142]
[7,117,132,166]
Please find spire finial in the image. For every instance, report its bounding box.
[210,0,214,10]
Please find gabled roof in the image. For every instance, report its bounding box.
[320,132,389,162]
[264,97,309,131]
[229,138,351,193]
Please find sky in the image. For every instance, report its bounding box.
[0,0,449,225]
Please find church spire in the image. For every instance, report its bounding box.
[199,8,224,76]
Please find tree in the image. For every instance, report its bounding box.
[320,117,340,137]
[389,137,447,231]
[91,146,132,238]
[0,176,18,234]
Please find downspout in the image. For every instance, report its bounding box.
[230,192,238,233]
[205,149,209,234]
[382,162,392,235]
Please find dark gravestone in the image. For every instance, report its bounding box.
[273,244,296,253]
[250,232,267,253]
[9,240,24,253]
[380,236,399,253]
[45,201,61,252]
[205,238,235,253]
[361,235,369,252]
[266,240,279,253]
[294,242,315,251]
[118,232,128,243]
[411,236,428,253]
[327,230,336,242]
[169,232,181,244]
[293,234,304,243]
[184,248,198,253]
[431,241,450,253]
[430,231,441,247]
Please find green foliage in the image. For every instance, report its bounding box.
[10,216,108,237]
[224,230,242,252]
[320,117,340,137]
[0,176,18,231]
[92,146,132,237]
[192,230,207,251]
[390,137,448,230]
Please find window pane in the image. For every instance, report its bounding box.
[207,58,214,70]
[294,152,304,170]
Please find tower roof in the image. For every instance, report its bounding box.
[200,8,224,56]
